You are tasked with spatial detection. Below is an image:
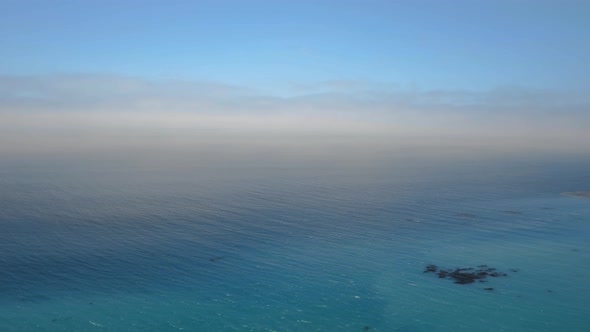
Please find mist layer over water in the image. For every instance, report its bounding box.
[1,150,589,331]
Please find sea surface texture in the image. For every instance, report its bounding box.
[1,153,589,331]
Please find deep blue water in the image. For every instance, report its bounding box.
[1,152,589,331]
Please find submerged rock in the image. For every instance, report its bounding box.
[424,264,510,287]
[423,264,438,273]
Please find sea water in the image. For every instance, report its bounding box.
[1,151,589,331]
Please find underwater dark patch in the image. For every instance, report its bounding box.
[423,264,509,286]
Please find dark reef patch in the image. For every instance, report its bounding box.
[423,264,438,273]
[424,264,510,286]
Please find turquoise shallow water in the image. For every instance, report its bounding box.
[1,153,589,331]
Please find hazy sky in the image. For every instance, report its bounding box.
[1,0,589,155]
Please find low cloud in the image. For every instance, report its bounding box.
[1,74,589,156]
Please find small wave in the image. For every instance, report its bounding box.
[89,321,103,327]
[562,191,590,198]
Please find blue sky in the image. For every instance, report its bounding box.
[1,0,589,93]
[1,1,589,155]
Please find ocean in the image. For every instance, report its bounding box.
[1,151,589,331]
